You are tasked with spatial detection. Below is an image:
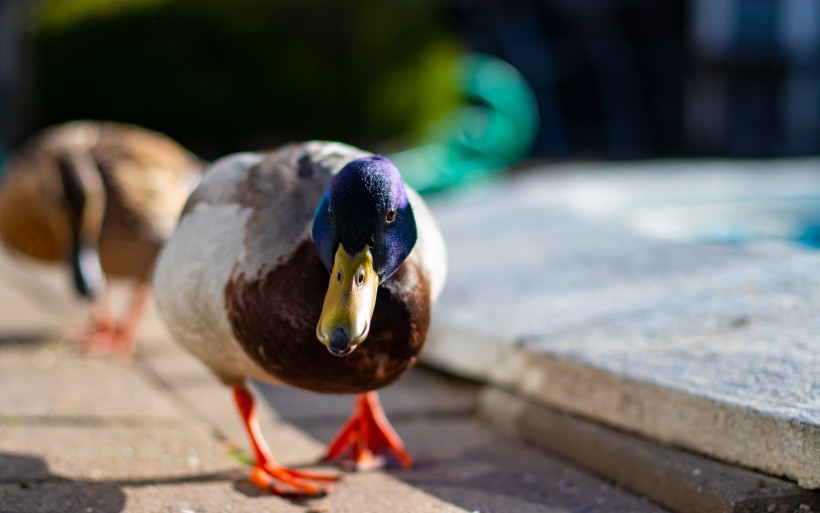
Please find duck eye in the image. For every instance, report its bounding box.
[385,208,397,224]
[356,272,365,286]
[327,208,334,220]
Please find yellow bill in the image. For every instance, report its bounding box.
[316,244,379,357]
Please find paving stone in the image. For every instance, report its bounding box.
[135,338,222,390]
[133,338,314,459]
[0,249,82,336]
[536,158,820,243]
[306,417,671,513]
[138,327,666,513]
[120,480,308,513]
[480,388,820,513]
[255,366,478,425]
[0,424,239,482]
[0,342,184,420]
[133,344,482,513]
[7,441,419,511]
[122,471,469,513]
[424,165,820,488]
[0,246,169,344]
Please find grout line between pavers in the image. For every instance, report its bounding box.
[0,415,182,428]
[129,347,234,445]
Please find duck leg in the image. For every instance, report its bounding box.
[233,384,337,496]
[75,283,150,358]
[59,150,117,355]
[75,296,118,354]
[110,282,152,358]
[324,392,413,470]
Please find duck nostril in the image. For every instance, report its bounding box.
[328,328,354,357]
[330,328,348,351]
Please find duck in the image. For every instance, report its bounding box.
[0,120,202,356]
[152,141,447,495]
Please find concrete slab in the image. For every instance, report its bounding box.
[135,336,492,511]
[133,338,286,457]
[255,366,478,425]
[0,342,184,420]
[304,417,671,513]
[0,233,673,513]
[537,158,820,244]
[0,244,171,343]
[481,388,820,513]
[122,472,468,513]
[0,248,81,335]
[133,340,512,513]
[213,378,671,512]
[0,424,238,482]
[423,163,820,488]
[0,468,470,513]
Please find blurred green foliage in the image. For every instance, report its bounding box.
[31,0,461,155]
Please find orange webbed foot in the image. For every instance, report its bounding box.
[107,283,152,359]
[234,384,338,496]
[73,317,135,359]
[324,392,413,471]
[72,283,151,359]
[72,311,117,355]
[249,462,337,496]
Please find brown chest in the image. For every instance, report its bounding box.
[224,241,431,394]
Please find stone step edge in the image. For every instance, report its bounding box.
[421,325,820,489]
[479,387,820,513]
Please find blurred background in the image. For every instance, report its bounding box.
[2,0,820,187]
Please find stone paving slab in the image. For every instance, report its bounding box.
[120,474,467,513]
[540,158,820,243]
[0,335,475,513]
[423,163,820,488]
[133,329,673,513]
[0,342,184,421]
[134,336,323,462]
[305,417,670,513]
[481,388,820,513]
[0,250,78,330]
[0,423,236,482]
[255,366,478,425]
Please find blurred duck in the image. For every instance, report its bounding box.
[0,120,202,356]
[153,142,446,495]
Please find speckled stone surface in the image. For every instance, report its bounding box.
[423,161,820,488]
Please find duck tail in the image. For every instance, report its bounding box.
[56,150,107,299]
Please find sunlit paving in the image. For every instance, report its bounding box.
[0,0,818,512]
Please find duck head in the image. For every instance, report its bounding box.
[312,155,417,357]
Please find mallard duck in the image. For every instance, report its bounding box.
[152,141,446,495]
[0,120,202,355]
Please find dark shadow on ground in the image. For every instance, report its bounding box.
[0,453,125,513]
[0,452,250,513]
[0,332,60,348]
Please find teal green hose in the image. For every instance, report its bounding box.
[391,54,539,193]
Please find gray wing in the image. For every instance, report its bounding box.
[183,141,370,277]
